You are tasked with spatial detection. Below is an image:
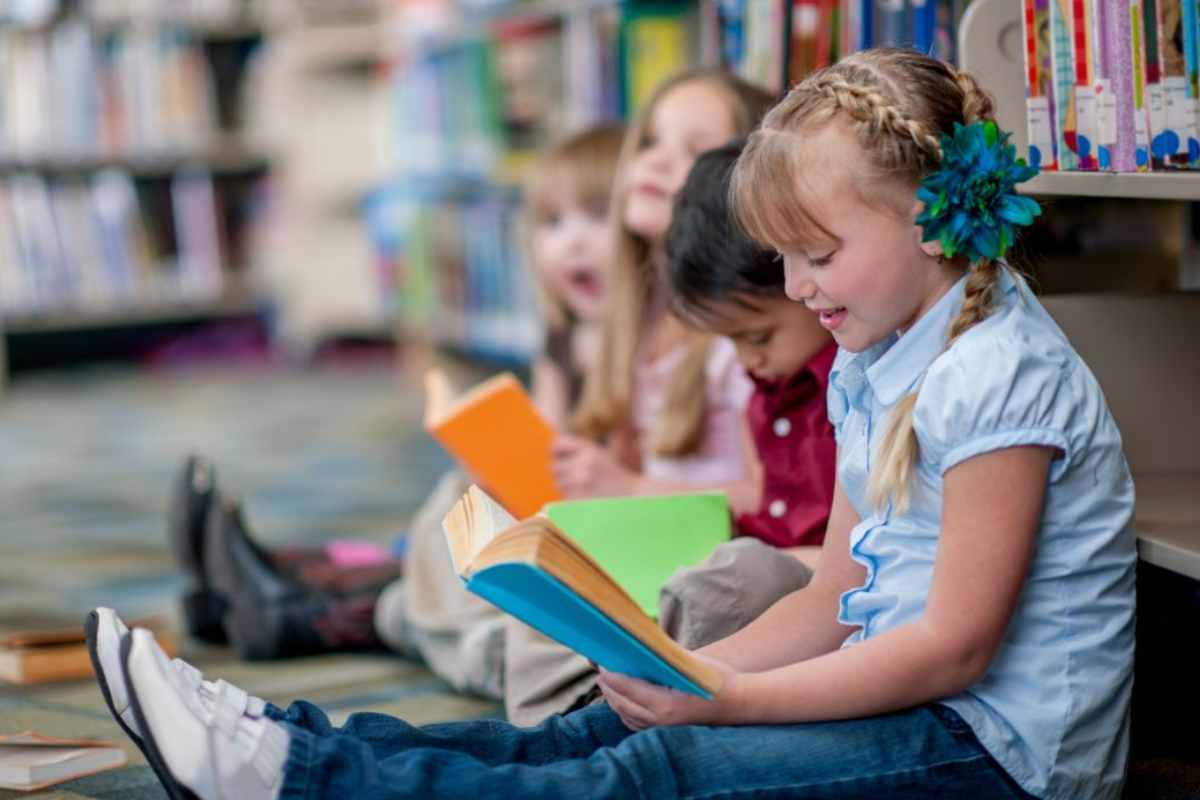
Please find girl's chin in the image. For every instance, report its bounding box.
[622,206,670,241]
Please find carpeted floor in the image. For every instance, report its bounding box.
[0,356,503,799]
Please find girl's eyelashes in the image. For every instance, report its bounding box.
[807,251,836,267]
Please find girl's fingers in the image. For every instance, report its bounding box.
[600,683,655,731]
[599,670,664,710]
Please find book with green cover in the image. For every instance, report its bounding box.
[542,492,731,617]
[442,486,731,696]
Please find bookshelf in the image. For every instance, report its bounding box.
[961,0,1200,588]
[0,2,275,390]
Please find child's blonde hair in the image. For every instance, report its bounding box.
[573,68,776,456]
[732,48,1001,510]
[523,124,626,333]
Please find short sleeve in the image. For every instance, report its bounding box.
[914,334,1076,477]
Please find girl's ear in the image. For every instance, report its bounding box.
[910,199,943,258]
[919,238,944,258]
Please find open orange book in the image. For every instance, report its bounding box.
[424,368,560,519]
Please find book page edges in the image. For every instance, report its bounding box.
[469,525,721,695]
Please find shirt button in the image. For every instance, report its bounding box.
[768,499,787,518]
[773,417,792,437]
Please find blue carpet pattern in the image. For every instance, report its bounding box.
[0,360,503,799]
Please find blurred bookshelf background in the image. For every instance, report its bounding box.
[0,0,983,384]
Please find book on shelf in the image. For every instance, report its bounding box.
[0,731,127,792]
[874,0,909,47]
[1049,0,1082,169]
[1144,0,1170,167]
[423,368,560,519]
[441,484,728,696]
[1156,0,1198,168]
[1022,0,1059,170]
[0,617,175,686]
[619,4,693,114]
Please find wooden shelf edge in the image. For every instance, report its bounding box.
[1135,472,1200,582]
[2,293,260,335]
[1021,171,1200,201]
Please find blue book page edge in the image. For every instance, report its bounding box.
[467,562,711,699]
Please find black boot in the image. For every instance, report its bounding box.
[203,499,380,660]
[169,455,227,644]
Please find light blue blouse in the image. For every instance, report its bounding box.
[827,268,1136,800]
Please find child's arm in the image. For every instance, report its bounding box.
[531,356,570,430]
[699,477,866,672]
[599,445,1054,729]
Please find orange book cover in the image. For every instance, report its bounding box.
[424,369,561,519]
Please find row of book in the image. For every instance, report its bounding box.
[1021,0,1200,172]
[363,177,542,364]
[0,168,227,319]
[0,18,220,163]
[715,0,973,94]
[379,0,981,361]
[0,0,253,27]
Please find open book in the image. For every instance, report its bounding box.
[0,732,127,791]
[442,485,728,697]
[424,368,560,519]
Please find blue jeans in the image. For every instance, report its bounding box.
[267,700,1036,799]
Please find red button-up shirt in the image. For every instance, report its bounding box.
[734,342,838,548]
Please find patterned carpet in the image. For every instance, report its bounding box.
[0,355,502,799]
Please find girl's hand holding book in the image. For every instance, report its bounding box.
[550,434,640,499]
[596,652,739,731]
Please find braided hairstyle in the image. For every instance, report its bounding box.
[732,48,1001,511]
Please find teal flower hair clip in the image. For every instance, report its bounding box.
[915,120,1041,263]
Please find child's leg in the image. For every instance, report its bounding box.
[279,703,1034,799]
[658,536,813,649]
[385,469,506,699]
[503,617,598,727]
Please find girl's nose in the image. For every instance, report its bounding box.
[783,259,816,302]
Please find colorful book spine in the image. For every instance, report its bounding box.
[1144,0,1170,166]
[1094,0,1120,169]
[1130,0,1156,168]
[1184,0,1200,164]
[876,0,909,46]
[1157,0,1196,166]
[1050,0,1081,168]
[1071,0,1101,168]
[912,0,937,53]
[1023,0,1059,169]
[1100,0,1152,169]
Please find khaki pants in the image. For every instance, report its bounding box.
[503,536,814,728]
[374,469,507,700]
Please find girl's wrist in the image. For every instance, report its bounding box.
[716,669,753,725]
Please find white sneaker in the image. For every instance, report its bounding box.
[124,628,288,800]
[86,608,267,750]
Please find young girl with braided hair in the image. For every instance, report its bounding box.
[90,49,1134,800]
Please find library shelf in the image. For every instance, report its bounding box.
[1020,172,1200,202]
[0,148,273,178]
[1135,473,1200,582]
[2,291,259,336]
